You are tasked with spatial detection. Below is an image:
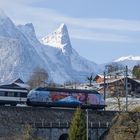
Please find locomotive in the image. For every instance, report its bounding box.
[26,87,106,109]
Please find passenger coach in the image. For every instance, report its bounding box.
[0,79,29,106]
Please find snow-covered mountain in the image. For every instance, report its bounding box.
[2,10,139,84]
[41,23,101,75]
[114,55,140,69]
[0,12,48,83]
[100,55,140,72]
[0,11,100,83]
[42,23,72,55]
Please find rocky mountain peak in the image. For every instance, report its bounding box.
[18,23,35,33]
[56,23,68,36]
[17,23,36,39]
[0,11,101,83]
[41,23,72,54]
[17,23,41,47]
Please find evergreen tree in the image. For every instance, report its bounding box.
[68,108,86,140]
[132,65,140,79]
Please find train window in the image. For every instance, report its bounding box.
[0,91,5,96]
[20,93,27,97]
[17,93,21,97]
[7,92,14,97]
[14,92,17,97]
[5,92,8,96]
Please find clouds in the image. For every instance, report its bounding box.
[70,29,131,43]
[0,0,140,43]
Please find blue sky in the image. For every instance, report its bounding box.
[0,0,140,64]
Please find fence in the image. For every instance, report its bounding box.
[26,121,110,128]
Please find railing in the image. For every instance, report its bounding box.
[26,121,110,128]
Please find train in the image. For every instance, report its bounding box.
[0,85,28,106]
[0,86,106,109]
[26,87,106,109]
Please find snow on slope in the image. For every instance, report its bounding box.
[18,23,73,83]
[41,24,101,77]
[100,55,140,72]
[115,56,140,62]
[0,12,47,82]
[19,22,101,83]
[1,10,139,84]
[42,23,72,54]
[17,23,39,46]
[0,10,101,84]
[114,55,140,69]
[106,97,140,111]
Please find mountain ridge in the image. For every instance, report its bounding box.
[114,55,140,62]
[114,55,140,69]
[0,10,139,83]
[0,11,100,83]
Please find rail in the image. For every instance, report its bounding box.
[25,121,111,128]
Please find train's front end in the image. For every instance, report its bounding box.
[26,88,51,106]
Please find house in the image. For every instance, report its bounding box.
[93,74,125,83]
[98,77,140,97]
[93,74,104,83]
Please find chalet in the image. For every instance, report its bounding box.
[93,74,124,83]
[93,74,104,83]
[98,77,140,97]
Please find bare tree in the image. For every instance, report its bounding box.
[109,81,137,111]
[27,68,49,89]
[113,85,125,111]
[87,74,93,86]
[105,62,124,77]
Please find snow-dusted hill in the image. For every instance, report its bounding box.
[0,11,100,83]
[100,55,140,72]
[114,56,140,69]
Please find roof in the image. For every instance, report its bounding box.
[0,78,24,85]
[0,78,29,89]
[35,87,100,94]
[93,74,118,80]
[99,77,140,86]
[14,82,30,89]
[94,74,104,79]
[133,79,140,84]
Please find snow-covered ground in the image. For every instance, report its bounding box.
[106,97,140,111]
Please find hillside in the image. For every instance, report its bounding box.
[0,10,100,84]
[103,107,140,140]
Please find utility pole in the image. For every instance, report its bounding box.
[86,109,89,140]
[125,66,128,112]
[103,71,106,110]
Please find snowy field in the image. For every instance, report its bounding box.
[106,97,140,111]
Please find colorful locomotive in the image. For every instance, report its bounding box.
[27,87,106,109]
